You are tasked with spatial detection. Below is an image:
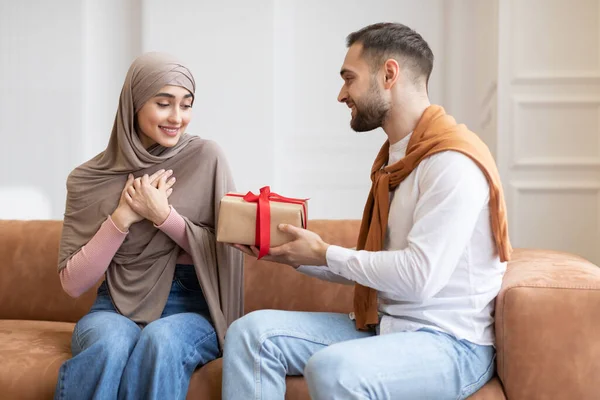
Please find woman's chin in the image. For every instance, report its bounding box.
[157,136,181,148]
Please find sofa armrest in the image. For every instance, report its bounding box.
[495,249,600,400]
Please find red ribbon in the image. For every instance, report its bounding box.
[227,186,308,259]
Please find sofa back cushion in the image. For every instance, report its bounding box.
[0,219,359,322]
[0,220,97,322]
[244,220,358,314]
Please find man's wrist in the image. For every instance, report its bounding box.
[316,241,330,266]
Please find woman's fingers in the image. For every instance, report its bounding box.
[157,174,167,191]
[148,169,166,183]
[124,192,134,205]
[151,169,173,187]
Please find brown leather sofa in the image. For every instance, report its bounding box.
[1,219,600,399]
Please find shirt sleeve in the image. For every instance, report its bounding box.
[59,215,128,298]
[296,265,354,285]
[154,205,192,254]
[325,151,490,302]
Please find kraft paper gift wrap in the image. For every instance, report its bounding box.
[216,186,308,258]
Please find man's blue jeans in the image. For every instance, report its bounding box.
[222,310,496,400]
[54,265,219,400]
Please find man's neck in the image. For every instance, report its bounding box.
[383,97,431,145]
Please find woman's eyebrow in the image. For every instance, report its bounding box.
[154,93,193,99]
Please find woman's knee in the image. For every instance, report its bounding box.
[136,319,175,352]
[72,312,140,359]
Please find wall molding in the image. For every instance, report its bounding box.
[507,181,600,246]
[509,0,600,84]
[511,96,600,168]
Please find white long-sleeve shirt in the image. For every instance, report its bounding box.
[298,133,506,345]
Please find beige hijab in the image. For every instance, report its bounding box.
[58,52,243,347]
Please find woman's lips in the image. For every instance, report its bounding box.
[160,126,179,137]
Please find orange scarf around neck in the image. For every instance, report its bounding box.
[353,104,512,330]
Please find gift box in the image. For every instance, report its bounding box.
[216,186,308,258]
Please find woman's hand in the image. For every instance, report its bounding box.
[111,169,173,231]
[125,170,176,226]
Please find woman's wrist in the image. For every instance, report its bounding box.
[152,205,171,226]
[111,208,132,232]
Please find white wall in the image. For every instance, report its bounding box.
[443,0,498,157]
[0,0,492,220]
[0,0,84,220]
[496,0,600,264]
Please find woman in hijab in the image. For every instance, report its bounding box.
[54,52,243,399]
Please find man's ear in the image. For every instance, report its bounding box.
[383,58,400,89]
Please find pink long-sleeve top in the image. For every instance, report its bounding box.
[59,206,193,298]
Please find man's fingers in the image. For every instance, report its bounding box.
[278,224,302,238]
[250,246,261,257]
[269,245,286,256]
[127,186,136,197]
[232,244,255,257]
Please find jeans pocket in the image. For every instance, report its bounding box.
[174,265,203,292]
[175,278,203,292]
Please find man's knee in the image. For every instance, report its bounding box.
[225,309,283,346]
[305,346,362,398]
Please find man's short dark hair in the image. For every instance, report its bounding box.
[347,22,434,86]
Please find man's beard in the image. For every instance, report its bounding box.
[350,79,390,132]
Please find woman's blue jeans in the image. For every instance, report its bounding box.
[54,265,219,400]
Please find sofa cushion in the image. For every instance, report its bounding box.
[187,358,310,399]
[0,319,313,400]
[495,248,600,399]
[244,220,360,314]
[467,376,506,399]
[0,320,74,400]
[0,220,98,323]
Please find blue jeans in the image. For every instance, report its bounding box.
[222,310,496,400]
[54,265,219,400]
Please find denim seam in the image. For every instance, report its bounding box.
[458,354,496,400]
[56,363,66,400]
[175,329,217,399]
[72,322,83,353]
[254,329,338,400]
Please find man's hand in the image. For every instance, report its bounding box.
[232,224,330,268]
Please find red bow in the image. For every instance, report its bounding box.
[227,186,307,259]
